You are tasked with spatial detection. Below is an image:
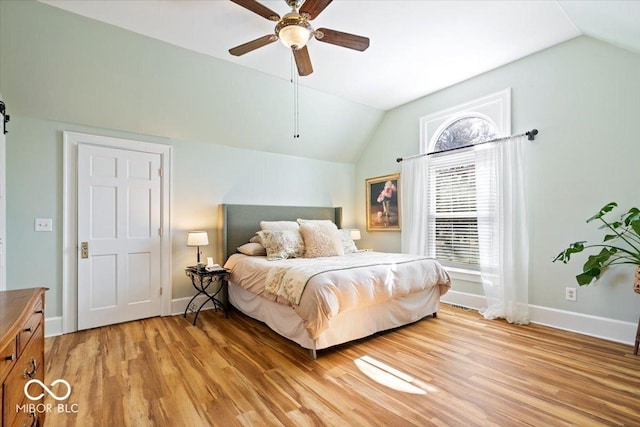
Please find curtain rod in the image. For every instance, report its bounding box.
[396,129,538,163]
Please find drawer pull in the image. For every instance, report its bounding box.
[24,327,33,333]
[35,310,43,314]
[23,357,37,379]
[4,353,16,361]
[22,410,38,427]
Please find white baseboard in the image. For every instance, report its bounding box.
[441,290,636,346]
[440,289,487,310]
[43,295,219,338]
[528,304,636,346]
[171,294,219,316]
[45,316,63,338]
[45,291,637,347]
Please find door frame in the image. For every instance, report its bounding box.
[0,100,6,291]
[62,131,172,334]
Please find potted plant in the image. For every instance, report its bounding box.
[553,202,640,293]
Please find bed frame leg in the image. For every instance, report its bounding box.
[309,348,317,360]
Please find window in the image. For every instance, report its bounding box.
[433,116,500,152]
[419,89,510,272]
[429,116,499,269]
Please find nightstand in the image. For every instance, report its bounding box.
[183,266,229,326]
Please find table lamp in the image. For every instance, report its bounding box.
[350,229,362,241]
[187,231,209,264]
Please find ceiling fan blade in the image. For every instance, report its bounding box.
[299,0,333,20]
[229,34,278,56]
[293,46,313,76]
[315,28,370,51]
[230,0,280,21]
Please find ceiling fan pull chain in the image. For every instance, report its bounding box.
[291,50,300,139]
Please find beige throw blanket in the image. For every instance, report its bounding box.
[265,252,443,305]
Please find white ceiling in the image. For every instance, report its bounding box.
[41,0,640,111]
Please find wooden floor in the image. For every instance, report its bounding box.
[43,305,640,426]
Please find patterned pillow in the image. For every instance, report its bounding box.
[337,229,358,254]
[299,222,345,258]
[257,230,305,260]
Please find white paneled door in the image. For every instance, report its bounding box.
[77,144,162,330]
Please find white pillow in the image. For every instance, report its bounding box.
[297,218,335,226]
[257,230,305,260]
[337,229,358,254]
[237,242,267,256]
[260,221,300,231]
[299,222,344,258]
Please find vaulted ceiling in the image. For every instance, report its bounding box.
[41,1,640,111]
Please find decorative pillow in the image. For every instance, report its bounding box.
[257,230,305,260]
[237,242,267,256]
[297,218,335,226]
[337,229,358,254]
[249,234,264,246]
[260,221,300,231]
[299,222,344,258]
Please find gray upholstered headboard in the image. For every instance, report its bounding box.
[218,204,343,263]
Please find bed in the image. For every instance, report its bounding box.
[219,204,451,359]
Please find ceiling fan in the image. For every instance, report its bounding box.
[228,0,370,76]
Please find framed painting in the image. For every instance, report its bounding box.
[366,173,400,231]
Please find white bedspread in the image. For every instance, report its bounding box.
[224,252,451,339]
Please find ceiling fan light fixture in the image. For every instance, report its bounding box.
[229,0,370,77]
[279,25,311,49]
[276,13,312,50]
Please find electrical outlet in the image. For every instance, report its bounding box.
[35,218,53,232]
[565,287,577,301]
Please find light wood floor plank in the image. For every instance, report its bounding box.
[43,305,640,426]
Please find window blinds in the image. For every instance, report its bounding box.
[428,150,480,266]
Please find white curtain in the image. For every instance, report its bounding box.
[475,135,530,324]
[400,155,431,256]
[401,135,529,324]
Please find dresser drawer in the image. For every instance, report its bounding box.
[0,336,17,383]
[1,288,48,427]
[4,324,44,427]
[17,301,43,357]
[9,409,39,427]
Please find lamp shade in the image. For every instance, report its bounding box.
[350,229,362,241]
[187,231,209,247]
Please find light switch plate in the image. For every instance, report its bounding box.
[35,218,53,232]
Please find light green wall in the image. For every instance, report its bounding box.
[6,115,356,317]
[356,36,640,323]
[0,1,383,163]
[0,1,363,318]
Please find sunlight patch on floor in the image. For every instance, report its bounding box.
[354,355,436,395]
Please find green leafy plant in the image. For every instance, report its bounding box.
[553,202,640,286]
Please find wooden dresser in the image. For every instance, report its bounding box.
[0,288,47,427]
